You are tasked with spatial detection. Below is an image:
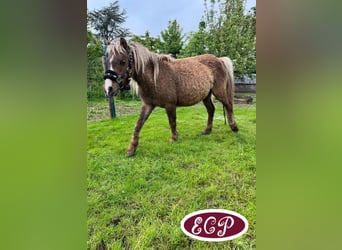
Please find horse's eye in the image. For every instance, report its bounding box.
[120,59,126,65]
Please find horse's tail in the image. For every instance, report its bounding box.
[219,56,239,132]
[220,57,235,108]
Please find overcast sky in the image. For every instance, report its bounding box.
[87,0,256,37]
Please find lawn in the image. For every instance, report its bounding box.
[87,97,256,249]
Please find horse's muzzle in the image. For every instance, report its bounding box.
[104,78,119,97]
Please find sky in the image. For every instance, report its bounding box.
[87,0,256,37]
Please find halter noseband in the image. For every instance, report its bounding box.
[103,49,134,91]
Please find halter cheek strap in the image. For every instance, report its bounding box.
[127,49,134,77]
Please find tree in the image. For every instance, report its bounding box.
[188,0,256,75]
[88,1,130,43]
[87,30,104,99]
[207,0,256,74]
[130,31,163,53]
[242,6,256,74]
[160,20,185,58]
[180,21,208,57]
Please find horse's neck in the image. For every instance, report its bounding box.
[132,60,156,89]
[132,74,153,92]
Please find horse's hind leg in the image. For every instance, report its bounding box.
[202,93,215,135]
[212,90,239,132]
[165,105,178,142]
[225,102,239,132]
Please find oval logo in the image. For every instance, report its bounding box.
[180,209,248,242]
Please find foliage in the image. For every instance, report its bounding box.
[87,0,130,43]
[160,20,185,58]
[181,0,256,75]
[87,99,256,249]
[87,30,105,99]
[130,31,163,53]
[180,21,208,57]
[131,20,185,57]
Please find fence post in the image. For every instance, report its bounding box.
[109,96,116,118]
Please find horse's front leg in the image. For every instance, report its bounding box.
[166,106,178,143]
[127,103,154,157]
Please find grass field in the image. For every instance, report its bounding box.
[87,97,256,249]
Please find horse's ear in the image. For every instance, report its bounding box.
[120,37,129,51]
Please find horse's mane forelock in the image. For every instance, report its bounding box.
[108,39,174,84]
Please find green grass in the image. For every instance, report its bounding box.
[87,99,256,249]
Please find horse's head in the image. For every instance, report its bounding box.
[103,38,133,97]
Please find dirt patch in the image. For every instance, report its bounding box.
[87,99,141,122]
[234,95,253,104]
[88,94,255,122]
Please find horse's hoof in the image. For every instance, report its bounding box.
[202,130,212,135]
[126,151,135,157]
[169,133,178,143]
[169,137,178,143]
[231,125,239,132]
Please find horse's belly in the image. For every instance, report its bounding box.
[173,59,215,106]
[176,80,211,106]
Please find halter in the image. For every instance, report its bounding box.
[103,48,134,91]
